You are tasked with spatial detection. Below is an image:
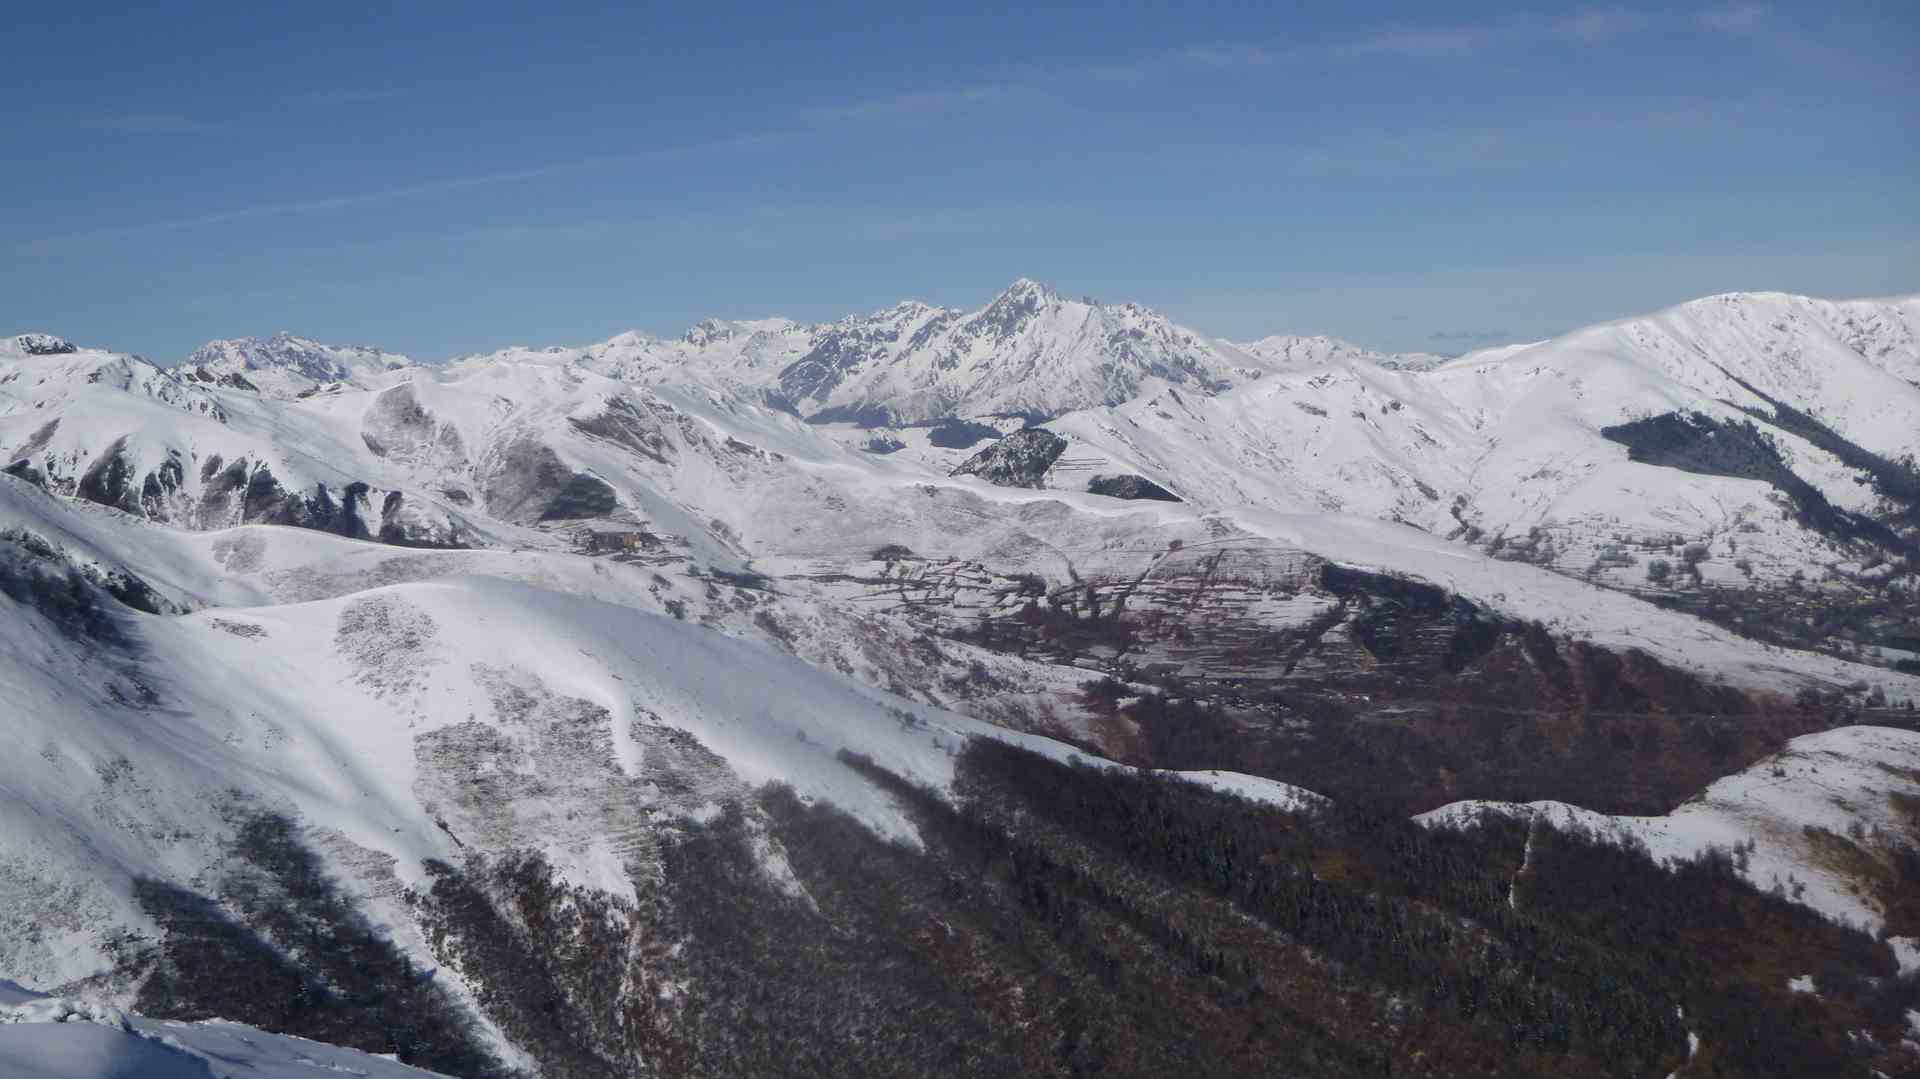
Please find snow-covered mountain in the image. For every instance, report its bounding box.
[451,279,1398,425]
[995,290,1920,664]
[448,316,817,399]
[760,278,1280,423]
[5,283,1920,1076]
[1050,290,1920,519]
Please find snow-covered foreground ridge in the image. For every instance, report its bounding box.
[0,475,1313,981]
[0,980,448,1079]
[1421,725,1920,967]
[0,477,1343,1073]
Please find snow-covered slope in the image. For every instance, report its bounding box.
[1429,288,1920,492]
[0,475,1316,983]
[4,335,836,557]
[1779,292,1920,389]
[1024,291,1920,651]
[0,983,448,1079]
[1049,363,1474,526]
[446,317,817,403]
[1,340,491,547]
[1053,289,1920,517]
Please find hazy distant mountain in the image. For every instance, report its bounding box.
[1233,332,1448,372]
[182,331,414,398]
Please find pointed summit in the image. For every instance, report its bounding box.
[979,277,1062,334]
[765,278,1281,423]
[683,319,731,347]
[992,276,1060,305]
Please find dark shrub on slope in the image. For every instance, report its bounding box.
[1601,411,1909,553]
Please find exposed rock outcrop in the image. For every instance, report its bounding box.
[1087,474,1181,502]
[950,428,1067,489]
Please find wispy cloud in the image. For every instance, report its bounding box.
[1167,44,1287,71]
[14,130,800,253]
[303,87,408,107]
[800,84,1021,124]
[1555,8,1654,45]
[1344,8,1653,58]
[1019,42,1302,86]
[86,112,225,135]
[849,207,1008,242]
[25,75,1029,252]
[26,7,1791,252]
[644,129,798,160]
[1345,25,1499,59]
[1698,4,1769,35]
[264,200,1029,271]
[1289,131,1524,177]
[1429,328,1511,344]
[1013,7,1733,80]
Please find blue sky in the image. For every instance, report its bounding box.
[4,2,1916,360]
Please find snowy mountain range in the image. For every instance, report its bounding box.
[444,278,1451,425]
[4,281,1920,1076]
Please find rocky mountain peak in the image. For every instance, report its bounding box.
[1000,276,1058,302]
[978,277,1062,331]
[683,319,733,348]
